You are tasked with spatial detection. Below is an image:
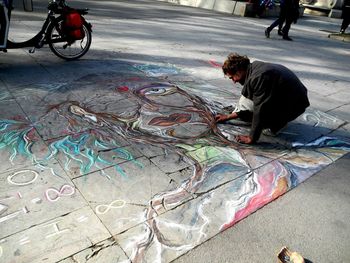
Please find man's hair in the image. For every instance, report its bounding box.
[222,53,250,75]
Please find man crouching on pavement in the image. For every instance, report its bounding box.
[215,53,310,144]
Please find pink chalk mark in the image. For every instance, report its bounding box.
[117,86,129,92]
[61,130,72,135]
[126,77,141,81]
[12,115,25,121]
[208,60,222,68]
[222,171,277,230]
[26,129,37,140]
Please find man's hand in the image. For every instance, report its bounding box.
[215,112,238,123]
[235,135,253,144]
[215,114,229,123]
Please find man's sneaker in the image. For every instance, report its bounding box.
[265,29,270,38]
[262,124,287,137]
[262,128,277,137]
[278,29,283,36]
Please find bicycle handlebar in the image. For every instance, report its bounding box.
[51,0,66,7]
[48,0,67,12]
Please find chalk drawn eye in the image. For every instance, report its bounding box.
[145,87,167,95]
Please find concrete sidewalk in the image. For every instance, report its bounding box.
[1,1,349,263]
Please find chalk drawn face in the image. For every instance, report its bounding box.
[59,83,214,144]
[133,83,214,141]
[136,83,195,108]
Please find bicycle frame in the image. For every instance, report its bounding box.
[6,13,56,49]
[2,0,91,53]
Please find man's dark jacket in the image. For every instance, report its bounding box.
[241,61,310,142]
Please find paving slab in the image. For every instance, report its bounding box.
[327,103,350,123]
[0,59,58,88]
[0,161,87,237]
[0,126,49,173]
[150,152,192,173]
[73,156,191,235]
[307,89,345,113]
[0,84,13,101]
[116,194,222,263]
[0,206,110,263]
[0,98,27,122]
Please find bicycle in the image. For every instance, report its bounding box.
[0,0,92,60]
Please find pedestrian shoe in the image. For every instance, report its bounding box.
[265,29,270,38]
[277,246,305,263]
[283,36,293,41]
[340,29,345,34]
[278,29,283,36]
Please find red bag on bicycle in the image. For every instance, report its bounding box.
[63,10,85,40]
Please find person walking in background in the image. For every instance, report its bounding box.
[265,0,286,37]
[0,0,10,48]
[215,53,309,144]
[340,0,350,33]
[265,0,300,40]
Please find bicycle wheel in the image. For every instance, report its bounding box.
[47,17,92,60]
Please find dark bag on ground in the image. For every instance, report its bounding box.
[63,10,85,40]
